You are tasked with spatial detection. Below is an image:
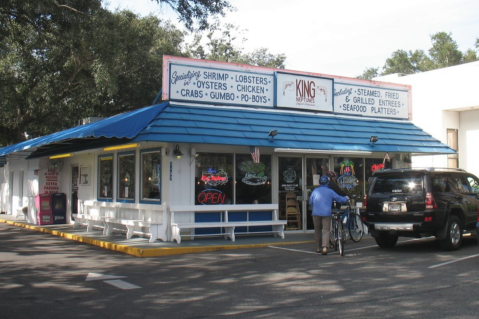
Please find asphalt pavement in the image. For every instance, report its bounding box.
[2,214,479,319]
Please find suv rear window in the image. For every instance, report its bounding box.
[372,174,423,195]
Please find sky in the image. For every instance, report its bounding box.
[103,0,479,78]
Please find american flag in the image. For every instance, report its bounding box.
[250,146,260,163]
[383,152,390,164]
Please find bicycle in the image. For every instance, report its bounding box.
[342,203,365,242]
[330,209,346,256]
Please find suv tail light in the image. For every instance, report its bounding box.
[425,192,437,209]
[362,194,367,209]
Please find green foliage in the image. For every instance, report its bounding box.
[0,1,185,145]
[185,23,286,68]
[151,0,233,31]
[0,0,275,146]
[428,32,463,68]
[357,32,478,79]
[382,49,432,75]
[357,67,379,80]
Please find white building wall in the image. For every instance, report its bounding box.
[461,109,479,177]
[375,61,479,173]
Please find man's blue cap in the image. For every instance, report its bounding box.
[320,175,329,185]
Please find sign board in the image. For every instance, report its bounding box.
[40,169,60,194]
[276,73,333,111]
[163,56,412,120]
[334,83,409,120]
[168,63,274,107]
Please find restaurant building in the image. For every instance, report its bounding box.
[0,56,454,239]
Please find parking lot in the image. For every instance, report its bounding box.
[1,221,479,319]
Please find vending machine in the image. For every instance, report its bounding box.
[35,194,53,225]
[51,193,67,224]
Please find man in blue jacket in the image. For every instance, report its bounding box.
[309,175,349,255]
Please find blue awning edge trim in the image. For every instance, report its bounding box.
[0,102,455,158]
[0,102,168,157]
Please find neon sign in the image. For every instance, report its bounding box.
[200,168,229,186]
[197,189,225,205]
[371,163,384,172]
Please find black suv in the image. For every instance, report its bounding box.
[362,168,479,250]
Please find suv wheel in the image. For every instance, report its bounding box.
[374,233,399,248]
[438,216,462,251]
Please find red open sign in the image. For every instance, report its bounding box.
[197,189,225,205]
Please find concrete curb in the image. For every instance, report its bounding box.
[1,218,313,257]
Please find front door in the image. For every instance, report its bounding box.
[278,157,303,230]
[278,156,330,231]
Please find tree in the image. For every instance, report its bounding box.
[357,32,478,79]
[186,23,286,68]
[429,32,463,68]
[357,67,379,80]
[0,1,185,145]
[151,0,233,31]
[382,49,431,76]
[0,0,105,144]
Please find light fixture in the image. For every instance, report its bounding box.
[370,136,379,144]
[49,153,72,159]
[103,143,139,151]
[268,130,278,142]
[173,144,183,159]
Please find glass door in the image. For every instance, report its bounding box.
[278,157,302,230]
[305,157,330,230]
[279,156,331,231]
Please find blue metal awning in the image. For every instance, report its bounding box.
[0,101,454,158]
[133,103,455,155]
[0,103,167,158]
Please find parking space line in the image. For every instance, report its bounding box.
[429,253,479,269]
[268,246,318,254]
[268,243,379,255]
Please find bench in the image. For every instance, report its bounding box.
[73,201,167,242]
[73,213,105,232]
[169,204,286,244]
[103,217,167,243]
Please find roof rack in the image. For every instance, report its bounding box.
[414,167,466,172]
[376,167,466,172]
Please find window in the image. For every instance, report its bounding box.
[372,174,423,195]
[141,149,161,202]
[235,154,271,204]
[98,155,113,200]
[195,153,233,205]
[467,176,479,194]
[118,152,135,202]
[333,157,365,198]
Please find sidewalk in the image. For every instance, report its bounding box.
[0,214,314,257]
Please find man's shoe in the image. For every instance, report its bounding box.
[321,247,328,255]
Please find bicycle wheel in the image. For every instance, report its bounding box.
[349,212,364,242]
[330,219,337,250]
[339,223,345,256]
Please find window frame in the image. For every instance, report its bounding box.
[116,151,136,203]
[140,148,162,204]
[97,154,114,202]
